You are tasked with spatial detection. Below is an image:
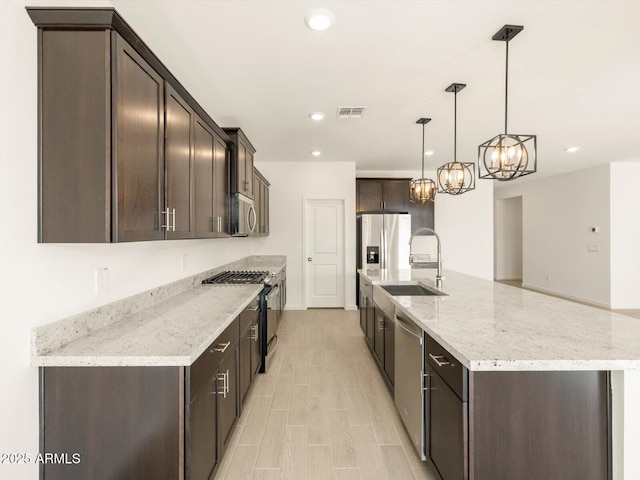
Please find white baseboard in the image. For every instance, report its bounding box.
[520,283,611,309]
[284,305,305,311]
[345,304,357,311]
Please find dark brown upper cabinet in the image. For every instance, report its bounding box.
[356,178,434,233]
[224,128,256,199]
[194,118,230,238]
[165,84,195,239]
[28,7,231,242]
[356,178,410,213]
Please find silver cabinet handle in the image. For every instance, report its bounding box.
[218,216,222,233]
[171,208,176,231]
[250,324,258,341]
[377,316,384,331]
[422,372,430,392]
[217,370,229,398]
[162,209,170,231]
[429,353,451,367]
[213,341,231,353]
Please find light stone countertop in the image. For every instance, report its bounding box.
[32,255,286,367]
[359,268,640,371]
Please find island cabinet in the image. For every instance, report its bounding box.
[422,332,611,480]
[28,8,231,243]
[224,128,256,199]
[239,296,261,408]
[252,168,270,236]
[39,316,251,480]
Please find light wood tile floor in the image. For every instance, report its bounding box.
[214,309,437,480]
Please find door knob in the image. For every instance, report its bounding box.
[308,257,312,262]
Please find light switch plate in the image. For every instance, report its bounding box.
[588,245,599,253]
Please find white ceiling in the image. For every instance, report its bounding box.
[111,0,640,184]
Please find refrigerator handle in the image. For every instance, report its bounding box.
[380,230,385,269]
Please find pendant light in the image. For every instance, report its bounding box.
[410,118,436,203]
[437,83,475,195]
[478,25,537,181]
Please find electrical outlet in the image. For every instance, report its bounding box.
[588,245,599,253]
[95,267,109,294]
[545,274,551,282]
[180,254,187,270]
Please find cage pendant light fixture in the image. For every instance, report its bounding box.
[410,118,436,203]
[437,83,475,194]
[478,25,537,181]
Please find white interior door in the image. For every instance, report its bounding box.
[305,199,345,308]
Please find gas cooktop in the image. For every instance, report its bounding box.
[202,270,269,285]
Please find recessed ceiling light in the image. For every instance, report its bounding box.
[424,150,435,156]
[311,150,322,157]
[304,9,335,31]
[565,146,579,153]
[310,112,325,121]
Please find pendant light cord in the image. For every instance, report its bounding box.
[421,123,425,178]
[505,34,509,135]
[454,89,457,163]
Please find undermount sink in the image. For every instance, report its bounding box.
[381,284,446,297]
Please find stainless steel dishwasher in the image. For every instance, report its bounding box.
[394,309,427,460]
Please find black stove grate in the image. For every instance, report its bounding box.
[202,270,269,285]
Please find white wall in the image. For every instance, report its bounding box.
[357,170,494,280]
[494,196,523,280]
[496,164,612,307]
[253,162,357,309]
[610,163,640,309]
[0,3,262,478]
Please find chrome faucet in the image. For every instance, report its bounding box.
[409,227,443,290]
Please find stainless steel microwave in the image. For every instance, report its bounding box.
[230,193,257,236]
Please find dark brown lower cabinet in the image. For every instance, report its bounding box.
[39,315,253,480]
[383,314,394,386]
[373,308,385,366]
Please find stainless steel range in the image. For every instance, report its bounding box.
[202,269,284,372]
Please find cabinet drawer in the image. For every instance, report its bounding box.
[425,334,468,401]
[240,296,261,332]
[189,316,239,399]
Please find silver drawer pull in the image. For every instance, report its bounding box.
[217,371,228,398]
[429,353,451,367]
[250,324,259,341]
[248,305,260,312]
[213,341,231,353]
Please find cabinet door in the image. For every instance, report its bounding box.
[213,136,229,236]
[359,292,367,335]
[165,84,194,239]
[366,297,375,347]
[194,118,215,237]
[187,375,218,480]
[114,35,165,242]
[383,180,410,212]
[239,326,252,407]
[237,143,247,194]
[357,180,383,212]
[384,315,394,386]
[245,150,254,197]
[218,348,239,453]
[373,308,385,366]
[429,367,466,480]
[263,183,269,235]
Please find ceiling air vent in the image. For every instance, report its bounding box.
[337,106,367,119]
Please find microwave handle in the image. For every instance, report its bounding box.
[248,205,257,232]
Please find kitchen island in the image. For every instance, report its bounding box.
[359,267,640,480]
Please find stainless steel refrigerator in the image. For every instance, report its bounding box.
[357,213,411,271]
